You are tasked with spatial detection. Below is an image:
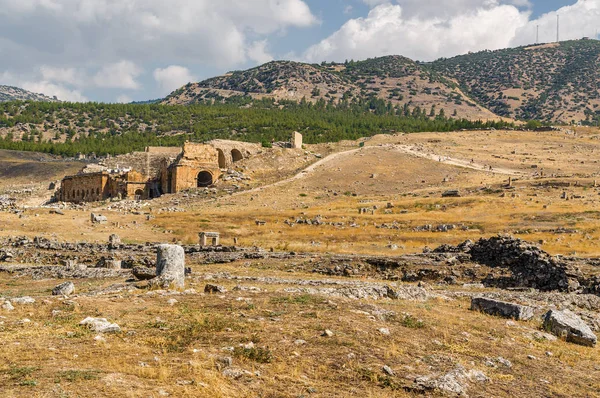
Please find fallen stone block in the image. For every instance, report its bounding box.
[543,309,597,347]
[470,297,534,320]
[11,296,36,305]
[80,317,121,333]
[52,281,75,296]
[133,266,156,280]
[204,284,227,294]
[91,213,108,224]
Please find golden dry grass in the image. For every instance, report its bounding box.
[1,261,599,397]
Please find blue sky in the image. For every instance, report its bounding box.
[0,0,595,103]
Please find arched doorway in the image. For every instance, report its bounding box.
[231,149,243,163]
[217,149,227,168]
[197,171,213,187]
[134,189,144,201]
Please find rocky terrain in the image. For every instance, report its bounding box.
[2,128,600,396]
[162,57,496,121]
[1,232,599,397]
[0,85,58,103]
[164,40,600,124]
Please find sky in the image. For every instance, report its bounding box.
[0,0,598,103]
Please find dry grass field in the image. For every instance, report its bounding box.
[3,128,600,256]
[1,261,599,398]
[2,128,600,397]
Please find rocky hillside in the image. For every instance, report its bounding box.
[429,40,600,123]
[0,85,58,103]
[165,40,600,124]
[162,57,499,121]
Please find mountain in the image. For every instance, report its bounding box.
[429,39,600,123]
[0,85,59,103]
[162,57,499,121]
[164,39,600,124]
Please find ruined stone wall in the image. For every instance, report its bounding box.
[100,151,179,179]
[170,165,219,192]
[208,139,262,168]
[181,143,219,163]
[145,146,182,155]
[59,173,109,203]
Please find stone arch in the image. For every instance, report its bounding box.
[217,149,227,168]
[231,148,243,163]
[197,171,213,187]
[135,189,144,200]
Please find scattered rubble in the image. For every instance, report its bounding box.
[543,309,597,347]
[470,297,534,320]
[52,281,75,296]
[80,317,121,333]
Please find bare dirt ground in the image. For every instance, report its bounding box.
[2,128,600,397]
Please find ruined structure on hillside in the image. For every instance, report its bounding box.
[57,140,261,203]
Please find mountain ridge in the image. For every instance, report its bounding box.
[164,39,600,124]
[0,85,59,103]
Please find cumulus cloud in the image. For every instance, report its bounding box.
[39,66,85,87]
[305,2,528,62]
[93,61,142,90]
[115,94,132,104]
[247,40,274,65]
[153,65,196,95]
[21,81,87,102]
[0,0,316,99]
[307,0,599,63]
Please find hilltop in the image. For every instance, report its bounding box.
[0,85,58,103]
[165,40,600,124]
[163,57,498,121]
[430,40,600,123]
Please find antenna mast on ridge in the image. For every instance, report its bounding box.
[536,25,539,44]
[557,15,560,42]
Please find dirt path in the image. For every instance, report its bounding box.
[231,147,363,196]
[231,142,526,198]
[393,144,527,176]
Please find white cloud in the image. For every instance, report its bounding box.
[0,0,317,99]
[39,66,84,86]
[512,0,600,46]
[306,0,600,63]
[21,81,87,102]
[116,94,132,104]
[247,40,274,65]
[305,3,529,62]
[92,61,142,90]
[153,65,196,94]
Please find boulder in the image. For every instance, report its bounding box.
[156,244,185,289]
[133,266,156,280]
[80,317,121,333]
[52,281,75,296]
[105,260,122,270]
[471,297,534,320]
[91,213,108,224]
[542,309,597,347]
[442,190,461,198]
[11,296,36,305]
[204,284,227,294]
[108,234,121,249]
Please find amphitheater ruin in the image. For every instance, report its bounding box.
[57,140,262,203]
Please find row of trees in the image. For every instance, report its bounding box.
[0,99,514,157]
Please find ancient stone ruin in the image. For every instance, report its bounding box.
[199,232,220,246]
[57,140,261,203]
[155,244,185,289]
